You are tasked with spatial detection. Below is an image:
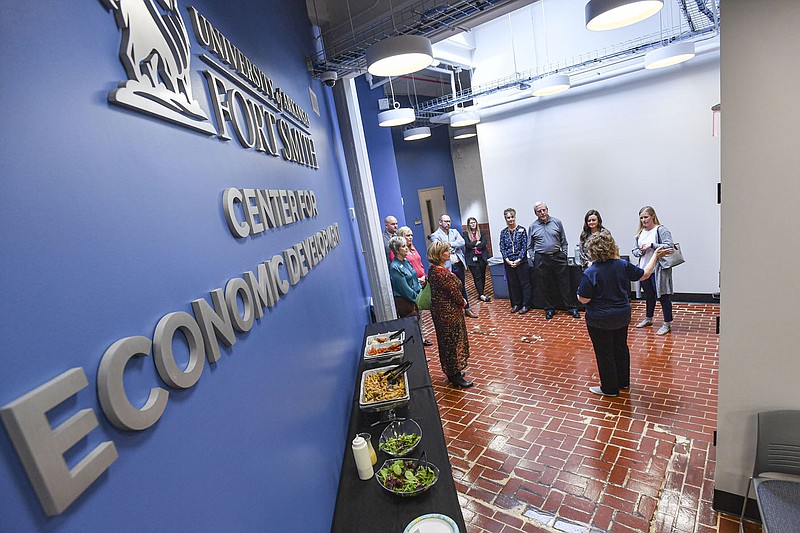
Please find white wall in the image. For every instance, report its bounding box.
[451,135,489,226]
[473,58,720,293]
[716,0,800,497]
[463,0,721,294]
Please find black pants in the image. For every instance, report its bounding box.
[534,252,575,311]
[505,261,531,308]
[452,261,470,309]
[586,324,630,395]
[468,256,488,297]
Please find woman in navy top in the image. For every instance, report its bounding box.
[577,231,672,397]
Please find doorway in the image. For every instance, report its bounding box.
[417,186,446,240]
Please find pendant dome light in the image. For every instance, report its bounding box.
[531,3,571,98]
[378,75,415,127]
[644,41,695,69]
[531,74,571,96]
[450,110,480,128]
[367,35,434,77]
[452,127,477,140]
[402,75,429,140]
[585,0,663,31]
[403,126,431,141]
[448,68,480,128]
[378,103,415,127]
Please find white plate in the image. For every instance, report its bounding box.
[403,513,458,533]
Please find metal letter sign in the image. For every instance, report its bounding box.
[101,0,215,134]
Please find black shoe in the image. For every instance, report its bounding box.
[510,306,520,313]
[570,309,580,318]
[423,339,433,347]
[450,375,474,388]
[518,306,529,315]
[545,310,555,320]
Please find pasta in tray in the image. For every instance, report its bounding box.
[362,372,406,404]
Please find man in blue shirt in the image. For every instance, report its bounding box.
[528,201,580,319]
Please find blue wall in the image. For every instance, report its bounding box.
[0,2,368,531]
[392,124,462,269]
[354,79,462,269]
[356,77,406,227]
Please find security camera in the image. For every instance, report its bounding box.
[321,71,338,87]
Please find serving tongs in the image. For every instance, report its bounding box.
[384,335,414,354]
[396,335,415,348]
[416,450,428,471]
[388,328,405,340]
[383,360,412,384]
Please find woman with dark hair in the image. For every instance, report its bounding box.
[578,210,606,268]
[427,240,473,388]
[631,206,675,335]
[388,235,421,319]
[462,217,491,302]
[577,231,672,397]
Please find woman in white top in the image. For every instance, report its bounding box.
[630,206,675,335]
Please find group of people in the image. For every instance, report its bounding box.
[500,202,676,397]
[499,202,580,319]
[577,205,676,397]
[383,214,483,389]
[381,203,677,397]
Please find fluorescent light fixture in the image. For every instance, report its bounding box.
[449,110,480,127]
[644,42,696,69]
[403,126,431,141]
[378,107,415,127]
[452,127,477,140]
[585,0,663,31]
[366,35,434,77]
[531,74,571,97]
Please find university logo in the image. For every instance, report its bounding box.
[101,0,215,134]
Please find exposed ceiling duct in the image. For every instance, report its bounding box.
[308,0,719,126]
[308,0,535,77]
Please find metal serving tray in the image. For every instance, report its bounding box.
[363,331,405,365]
[359,364,410,412]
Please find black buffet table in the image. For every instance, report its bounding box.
[331,316,466,533]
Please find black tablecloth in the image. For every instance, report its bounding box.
[331,317,466,533]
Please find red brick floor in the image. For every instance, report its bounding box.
[420,275,759,533]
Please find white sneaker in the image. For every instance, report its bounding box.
[656,323,672,335]
[588,386,618,397]
[635,318,653,328]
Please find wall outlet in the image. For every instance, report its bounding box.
[378,98,390,110]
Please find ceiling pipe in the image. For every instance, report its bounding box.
[473,41,719,120]
[366,61,460,91]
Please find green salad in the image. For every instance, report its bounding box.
[379,432,421,454]
[377,459,436,493]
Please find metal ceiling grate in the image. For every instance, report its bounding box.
[310,0,517,76]
[415,0,719,115]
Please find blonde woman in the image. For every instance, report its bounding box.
[631,206,675,335]
[395,226,432,346]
